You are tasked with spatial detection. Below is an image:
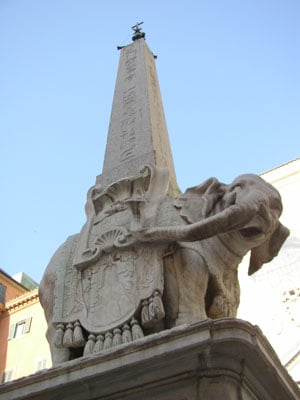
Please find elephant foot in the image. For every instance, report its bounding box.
[52,347,71,365]
[208,295,232,318]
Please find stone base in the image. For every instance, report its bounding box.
[1,319,299,400]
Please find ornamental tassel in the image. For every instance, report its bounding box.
[62,322,74,347]
[103,331,113,349]
[73,320,85,347]
[54,323,65,348]
[122,323,132,343]
[141,299,151,327]
[131,318,144,340]
[112,328,122,347]
[150,290,165,320]
[93,334,104,353]
[83,334,96,356]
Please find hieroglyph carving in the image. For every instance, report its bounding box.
[119,46,138,163]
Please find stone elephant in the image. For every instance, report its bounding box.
[39,173,289,363]
[134,173,290,327]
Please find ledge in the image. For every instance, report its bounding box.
[0,319,299,400]
[4,289,39,313]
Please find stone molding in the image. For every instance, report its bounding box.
[3,289,39,314]
[0,319,299,400]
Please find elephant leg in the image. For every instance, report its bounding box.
[208,293,231,318]
[46,324,70,365]
[164,247,208,327]
[163,254,180,328]
[207,269,240,318]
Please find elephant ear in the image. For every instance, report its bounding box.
[248,223,290,276]
[174,178,226,224]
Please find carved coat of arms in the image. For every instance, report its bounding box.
[53,165,169,345]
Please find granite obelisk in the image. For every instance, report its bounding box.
[99,26,178,192]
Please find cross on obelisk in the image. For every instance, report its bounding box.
[98,25,178,193]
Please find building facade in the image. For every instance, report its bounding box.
[0,271,51,383]
[238,158,300,384]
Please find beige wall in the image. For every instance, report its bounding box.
[0,290,51,383]
[238,158,300,383]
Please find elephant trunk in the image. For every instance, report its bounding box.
[140,203,257,243]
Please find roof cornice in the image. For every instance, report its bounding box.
[3,288,39,314]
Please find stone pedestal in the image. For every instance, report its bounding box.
[1,319,299,400]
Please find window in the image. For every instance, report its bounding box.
[14,321,26,338]
[1,370,14,384]
[8,317,32,340]
[0,284,6,304]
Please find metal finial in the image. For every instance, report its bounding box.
[131,22,145,41]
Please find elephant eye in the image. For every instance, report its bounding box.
[270,197,282,215]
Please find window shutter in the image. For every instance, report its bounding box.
[24,317,32,334]
[0,284,6,304]
[8,324,16,340]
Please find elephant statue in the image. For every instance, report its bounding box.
[39,173,289,364]
[134,173,289,326]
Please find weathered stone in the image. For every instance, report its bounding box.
[0,320,299,400]
[39,35,181,364]
[99,38,178,192]
[40,169,289,365]
[39,29,289,370]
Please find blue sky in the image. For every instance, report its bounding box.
[0,1,299,283]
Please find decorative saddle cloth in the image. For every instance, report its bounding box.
[52,165,169,353]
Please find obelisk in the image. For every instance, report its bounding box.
[98,23,178,193]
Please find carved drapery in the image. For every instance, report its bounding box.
[53,165,169,348]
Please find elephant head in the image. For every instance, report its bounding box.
[136,174,289,275]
